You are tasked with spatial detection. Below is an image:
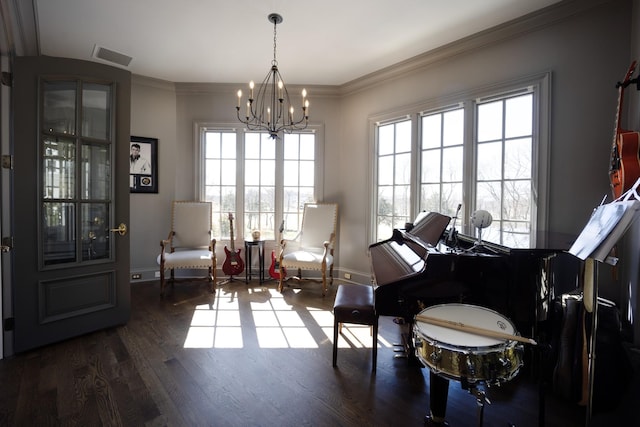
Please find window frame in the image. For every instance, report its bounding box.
[195,122,324,243]
[368,72,551,248]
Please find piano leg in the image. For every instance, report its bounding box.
[425,372,450,426]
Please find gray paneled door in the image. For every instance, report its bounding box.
[12,56,131,353]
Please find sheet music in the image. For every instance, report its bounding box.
[569,199,640,262]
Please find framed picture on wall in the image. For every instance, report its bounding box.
[129,136,158,193]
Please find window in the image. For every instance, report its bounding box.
[475,92,534,247]
[202,129,238,239]
[198,125,321,243]
[244,133,276,240]
[375,120,412,240]
[372,73,550,248]
[282,133,316,239]
[420,107,465,216]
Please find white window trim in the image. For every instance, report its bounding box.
[194,122,326,239]
[368,71,551,248]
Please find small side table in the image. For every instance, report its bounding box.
[244,239,265,284]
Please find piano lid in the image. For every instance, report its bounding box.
[369,212,451,286]
[408,211,452,247]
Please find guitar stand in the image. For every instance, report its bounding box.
[217,275,241,286]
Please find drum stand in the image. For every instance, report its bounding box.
[462,381,516,427]
[469,385,490,427]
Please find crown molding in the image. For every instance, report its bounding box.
[132,74,176,91]
[174,81,340,98]
[339,0,612,96]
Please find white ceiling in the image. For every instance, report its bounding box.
[33,0,561,86]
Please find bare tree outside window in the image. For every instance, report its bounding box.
[476,93,533,247]
[375,120,412,241]
[375,88,537,248]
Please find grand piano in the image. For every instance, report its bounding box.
[369,211,594,426]
[369,211,580,360]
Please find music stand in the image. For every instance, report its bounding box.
[568,178,640,424]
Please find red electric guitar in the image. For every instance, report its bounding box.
[268,220,287,280]
[222,213,245,276]
[609,60,639,199]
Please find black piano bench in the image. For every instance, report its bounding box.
[332,284,378,372]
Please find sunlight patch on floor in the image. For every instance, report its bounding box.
[183,285,392,350]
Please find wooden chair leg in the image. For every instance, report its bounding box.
[321,271,327,296]
[160,266,165,297]
[208,266,216,293]
[278,264,285,292]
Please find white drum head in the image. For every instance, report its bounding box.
[415,304,516,348]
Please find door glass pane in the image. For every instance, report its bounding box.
[40,79,114,267]
[43,202,76,265]
[42,81,76,135]
[82,83,111,140]
[82,203,110,261]
[81,142,111,199]
[43,136,76,199]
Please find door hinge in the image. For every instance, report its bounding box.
[4,317,14,331]
[1,72,11,87]
[1,155,13,170]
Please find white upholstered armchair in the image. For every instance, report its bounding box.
[277,203,338,296]
[157,201,217,296]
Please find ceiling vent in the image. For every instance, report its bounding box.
[92,45,133,67]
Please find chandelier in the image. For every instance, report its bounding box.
[236,13,309,139]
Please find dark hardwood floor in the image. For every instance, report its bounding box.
[0,279,637,426]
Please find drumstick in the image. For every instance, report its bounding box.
[415,314,537,345]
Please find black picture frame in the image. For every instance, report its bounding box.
[129,136,158,193]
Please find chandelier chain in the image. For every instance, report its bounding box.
[272,18,278,66]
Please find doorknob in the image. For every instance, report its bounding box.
[110,223,128,236]
[1,237,12,252]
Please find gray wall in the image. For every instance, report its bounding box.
[130,77,178,273]
[130,0,632,273]
[128,0,640,339]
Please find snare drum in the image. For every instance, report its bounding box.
[414,303,523,385]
